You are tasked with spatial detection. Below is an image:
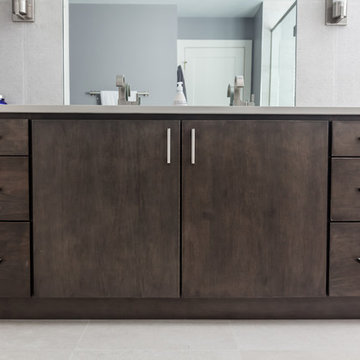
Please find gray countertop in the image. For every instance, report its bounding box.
[1,105,360,115]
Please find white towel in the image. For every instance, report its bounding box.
[100,91,118,105]
[128,91,138,102]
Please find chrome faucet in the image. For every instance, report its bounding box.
[227,76,246,106]
[227,76,255,106]
[116,75,150,105]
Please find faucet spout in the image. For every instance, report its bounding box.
[233,76,246,106]
[116,75,149,106]
[116,75,130,105]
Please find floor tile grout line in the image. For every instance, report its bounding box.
[69,320,90,358]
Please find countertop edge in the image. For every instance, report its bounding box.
[1,105,360,115]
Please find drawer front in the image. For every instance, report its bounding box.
[0,222,30,297]
[0,119,28,155]
[330,223,360,296]
[331,158,360,221]
[333,121,360,156]
[0,158,29,221]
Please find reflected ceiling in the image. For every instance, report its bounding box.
[69,0,264,17]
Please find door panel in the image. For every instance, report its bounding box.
[182,120,328,298]
[33,120,180,298]
[177,40,252,106]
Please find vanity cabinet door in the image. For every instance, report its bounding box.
[182,120,328,298]
[32,120,180,298]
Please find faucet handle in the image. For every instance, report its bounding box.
[234,75,245,87]
[135,91,150,105]
[116,75,126,87]
[137,92,150,97]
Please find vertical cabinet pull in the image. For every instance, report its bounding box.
[191,129,196,165]
[167,128,171,164]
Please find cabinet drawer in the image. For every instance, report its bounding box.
[0,158,29,220]
[0,119,28,155]
[0,222,30,297]
[330,223,360,296]
[331,158,360,221]
[333,121,360,156]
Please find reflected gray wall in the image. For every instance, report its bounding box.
[178,17,254,40]
[69,4,177,105]
[252,4,263,106]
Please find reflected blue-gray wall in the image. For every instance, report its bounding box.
[69,4,177,105]
[178,17,254,40]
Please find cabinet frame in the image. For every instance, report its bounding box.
[2,113,359,319]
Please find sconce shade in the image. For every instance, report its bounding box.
[325,0,347,25]
[12,0,34,22]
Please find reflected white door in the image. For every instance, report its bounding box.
[177,40,252,106]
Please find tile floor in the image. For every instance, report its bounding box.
[0,320,359,359]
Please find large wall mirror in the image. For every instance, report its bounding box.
[65,0,297,106]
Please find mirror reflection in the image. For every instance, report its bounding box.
[68,0,297,106]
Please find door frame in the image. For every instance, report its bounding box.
[177,40,253,105]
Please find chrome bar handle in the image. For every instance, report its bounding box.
[191,129,196,165]
[167,128,171,164]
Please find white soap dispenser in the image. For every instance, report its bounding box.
[173,82,188,106]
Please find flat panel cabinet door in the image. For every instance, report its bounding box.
[33,120,180,298]
[182,120,328,298]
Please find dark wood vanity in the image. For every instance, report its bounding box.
[0,107,360,318]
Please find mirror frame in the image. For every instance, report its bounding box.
[63,0,70,105]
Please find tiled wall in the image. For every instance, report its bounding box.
[0,0,63,105]
[296,0,360,107]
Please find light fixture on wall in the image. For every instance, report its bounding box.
[326,0,347,25]
[12,0,34,22]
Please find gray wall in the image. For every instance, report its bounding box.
[0,0,63,104]
[69,4,177,105]
[178,17,254,40]
[252,4,263,106]
[296,0,360,106]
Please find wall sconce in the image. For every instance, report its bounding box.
[12,0,34,22]
[326,0,347,25]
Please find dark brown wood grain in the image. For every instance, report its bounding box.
[0,119,28,155]
[331,159,360,221]
[0,157,29,220]
[32,120,180,298]
[330,223,360,296]
[1,297,360,319]
[333,121,360,156]
[182,120,328,298]
[0,222,30,297]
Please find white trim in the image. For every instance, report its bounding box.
[63,0,70,105]
[177,40,253,104]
